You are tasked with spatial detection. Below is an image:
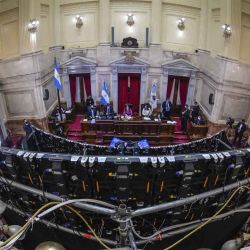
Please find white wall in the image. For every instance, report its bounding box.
[0,8,19,58]
[60,1,99,48]
[110,1,151,47]
[162,3,200,52]
[240,0,250,64]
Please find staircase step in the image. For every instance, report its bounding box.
[67,133,82,137]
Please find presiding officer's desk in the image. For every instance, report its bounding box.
[80,117,176,144]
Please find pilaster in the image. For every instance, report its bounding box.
[99,0,110,45]
[150,0,162,46]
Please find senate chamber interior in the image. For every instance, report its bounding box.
[0,0,250,249]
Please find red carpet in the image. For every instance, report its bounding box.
[67,115,83,141]
[172,117,189,144]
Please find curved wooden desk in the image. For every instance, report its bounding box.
[80,118,176,145]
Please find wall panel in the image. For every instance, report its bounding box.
[162,3,200,52]
[0,8,19,58]
[5,91,36,117]
[110,1,151,47]
[60,2,98,48]
[207,7,224,55]
[38,4,51,51]
[240,12,250,63]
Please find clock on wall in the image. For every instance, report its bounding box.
[121,37,139,48]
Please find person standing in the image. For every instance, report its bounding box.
[234,119,247,145]
[162,98,172,120]
[181,104,190,132]
[191,101,200,122]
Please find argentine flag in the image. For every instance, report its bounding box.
[100,81,110,105]
[150,82,157,109]
[54,63,62,91]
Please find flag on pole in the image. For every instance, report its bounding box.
[150,82,157,109]
[54,63,62,91]
[100,81,110,105]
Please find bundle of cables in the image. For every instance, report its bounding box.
[0,185,250,250]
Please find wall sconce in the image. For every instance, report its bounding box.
[28,19,39,33]
[127,13,134,26]
[222,24,232,38]
[75,15,83,29]
[177,18,185,30]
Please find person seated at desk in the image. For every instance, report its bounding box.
[191,101,200,122]
[193,115,205,125]
[55,106,66,122]
[123,104,133,118]
[142,103,152,118]
[104,103,114,118]
[87,105,97,119]
[162,98,172,120]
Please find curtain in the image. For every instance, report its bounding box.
[130,74,141,114]
[83,74,91,98]
[118,74,129,114]
[166,76,174,99]
[69,75,76,107]
[176,80,181,105]
[179,77,189,109]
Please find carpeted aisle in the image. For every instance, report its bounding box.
[172,117,190,144]
[67,115,83,141]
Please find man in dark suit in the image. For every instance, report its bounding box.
[86,96,94,107]
[234,119,247,145]
[181,104,190,132]
[162,98,172,120]
[104,103,114,118]
[87,105,97,119]
[191,101,200,122]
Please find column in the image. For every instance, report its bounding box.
[198,0,208,49]
[186,73,196,106]
[62,71,72,108]
[111,67,118,112]
[90,67,97,102]
[19,0,31,54]
[99,0,110,45]
[75,77,81,103]
[53,0,61,46]
[19,0,41,54]
[150,0,162,45]
[140,68,148,112]
[223,0,241,59]
[0,93,7,139]
[161,69,168,101]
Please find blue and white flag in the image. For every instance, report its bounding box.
[150,82,157,109]
[54,63,62,91]
[100,81,110,105]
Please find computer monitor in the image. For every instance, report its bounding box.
[138,139,150,149]
[109,137,127,148]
